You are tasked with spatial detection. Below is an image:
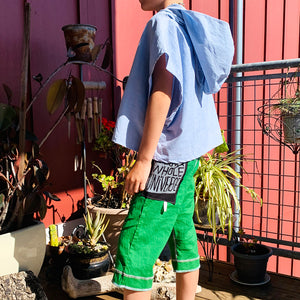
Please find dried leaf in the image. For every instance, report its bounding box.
[46,79,67,114]
[67,77,85,113]
[101,41,112,69]
[0,172,14,189]
[91,44,102,62]
[32,143,40,159]
[0,193,5,209]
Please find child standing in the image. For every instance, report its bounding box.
[112,1,234,299]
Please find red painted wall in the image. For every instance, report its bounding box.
[0,0,114,225]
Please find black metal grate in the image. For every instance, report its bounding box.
[216,59,300,276]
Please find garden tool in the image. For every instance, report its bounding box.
[87,97,93,143]
[98,97,103,134]
[93,97,100,139]
[80,98,87,128]
[75,112,83,142]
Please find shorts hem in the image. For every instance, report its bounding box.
[114,268,154,280]
[175,266,200,273]
[112,281,152,292]
[113,269,153,291]
[172,256,200,272]
[172,256,200,263]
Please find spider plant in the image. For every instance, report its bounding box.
[194,146,262,242]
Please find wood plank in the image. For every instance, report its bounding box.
[196,259,300,300]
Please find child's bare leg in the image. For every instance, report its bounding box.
[176,269,199,300]
[123,289,151,300]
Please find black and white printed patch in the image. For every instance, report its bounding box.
[142,160,187,204]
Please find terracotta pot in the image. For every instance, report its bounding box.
[87,205,128,256]
[62,24,97,62]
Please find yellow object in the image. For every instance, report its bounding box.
[49,224,59,247]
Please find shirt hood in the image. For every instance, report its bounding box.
[165,5,234,94]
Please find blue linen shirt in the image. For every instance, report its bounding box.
[112,4,234,163]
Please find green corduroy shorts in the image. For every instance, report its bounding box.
[112,159,200,291]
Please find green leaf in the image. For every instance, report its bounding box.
[24,192,42,215]
[33,160,49,186]
[39,196,47,219]
[43,191,61,201]
[214,130,229,153]
[2,84,12,104]
[0,103,17,132]
[46,79,67,114]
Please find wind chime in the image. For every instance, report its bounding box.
[74,80,106,144]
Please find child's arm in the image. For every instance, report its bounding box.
[125,54,173,195]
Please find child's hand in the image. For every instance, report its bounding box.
[124,160,152,195]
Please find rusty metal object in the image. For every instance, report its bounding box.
[62,24,97,62]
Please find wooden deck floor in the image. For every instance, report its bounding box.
[40,259,300,299]
[197,259,300,300]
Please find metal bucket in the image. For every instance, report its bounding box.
[62,24,97,62]
[282,114,300,144]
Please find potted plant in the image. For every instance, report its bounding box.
[87,118,135,255]
[66,210,110,279]
[0,85,61,276]
[0,59,85,277]
[194,132,262,241]
[273,71,300,143]
[48,210,110,280]
[0,16,114,277]
[230,229,273,285]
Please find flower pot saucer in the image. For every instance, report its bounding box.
[230,270,270,286]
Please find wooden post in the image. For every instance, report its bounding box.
[18,2,31,181]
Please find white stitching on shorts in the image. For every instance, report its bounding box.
[112,282,152,291]
[172,256,200,263]
[175,266,200,273]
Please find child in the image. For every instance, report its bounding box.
[112,1,234,299]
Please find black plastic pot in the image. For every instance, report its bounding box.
[68,251,110,280]
[231,243,273,284]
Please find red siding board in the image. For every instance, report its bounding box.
[192,0,219,18]
[283,0,300,59]
[220,0,230,22]
[0,0,24,106]
[265,0,285,61]
[244,0,266,63]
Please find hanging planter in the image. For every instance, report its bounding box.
[273,72,300,144]
[62,24,97,62]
